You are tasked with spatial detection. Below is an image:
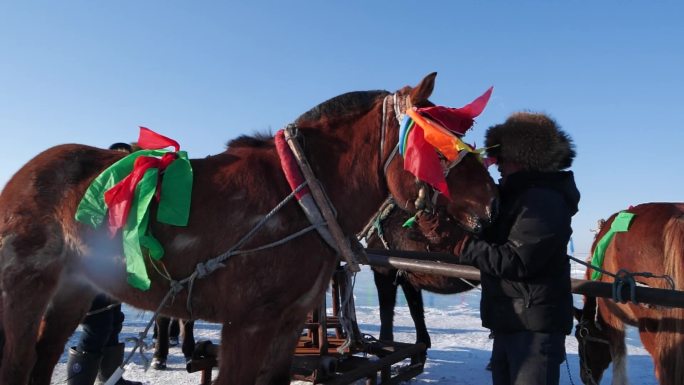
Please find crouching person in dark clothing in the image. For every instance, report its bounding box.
[67,295,141,385]
[66,142,141,385]
[417,112,579,385]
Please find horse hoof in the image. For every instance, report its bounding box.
[152,358,167,370]
[169,337,179,347]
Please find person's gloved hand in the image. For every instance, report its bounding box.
[414,210,471,257]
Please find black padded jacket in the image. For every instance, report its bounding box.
[459,170,580,334]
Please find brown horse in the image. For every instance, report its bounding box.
[0,73,497,385]
[365,202,479,349]
[575,203,684,385]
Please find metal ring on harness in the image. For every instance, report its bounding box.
[612,269,637,304]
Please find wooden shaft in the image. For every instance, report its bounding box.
[365,249,684,309]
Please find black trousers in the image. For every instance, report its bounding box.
[490,331,566,385]
[77,294,124,353]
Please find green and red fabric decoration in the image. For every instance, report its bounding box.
[399,87,493,197]
[76,127,193,291]
[590,211,635,280]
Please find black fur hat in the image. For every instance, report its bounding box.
[109,142,132,153]
[484,112,575,172]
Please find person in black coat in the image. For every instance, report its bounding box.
[418,112,579,385]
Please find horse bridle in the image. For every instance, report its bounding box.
[379,92,404,176]
[378,92,473,211]
[575,305,611,385]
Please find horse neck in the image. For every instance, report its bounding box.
[300,112,391,234]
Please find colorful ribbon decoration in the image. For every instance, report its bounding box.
[590,211,635,280]
[399,87,493,198]
[75,128,193,291]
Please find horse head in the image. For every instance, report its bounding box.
[574,297,612,385]
[381,73,497,234]
[291,72,496,236]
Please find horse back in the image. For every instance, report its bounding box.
[589,202,684,288]
[0,144,124,255]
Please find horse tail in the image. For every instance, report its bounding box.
[663,214,684,288]
[655,214,684,385]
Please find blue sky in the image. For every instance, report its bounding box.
[1,1,682,257]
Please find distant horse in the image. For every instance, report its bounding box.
[366,200,480,349]
[152,316,195,370]
[0,73,497,385]
[575,203,684,385]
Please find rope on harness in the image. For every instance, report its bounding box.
[458,277,482,290]
[569,255,676,305]
[84,302,122,317]
[185,181,314,315]
[110,281,187,383]
[337,268,361,353]
[358,196,394,242]
[110,181,316,380]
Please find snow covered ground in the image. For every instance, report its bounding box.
[50,266,658,384]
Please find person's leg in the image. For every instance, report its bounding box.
[97,304,142,385]
[486,331,494,371]
[77,295,115,354]
[506,331,566,385]
[68,294,113,385]
[105,304,124,348]
[66,348,102,385]
[490,334,511,385]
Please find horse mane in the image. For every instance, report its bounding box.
[224,90,389,150]
[226,132,274,149]
[295,90,389,125]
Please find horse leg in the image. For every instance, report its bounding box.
[401,282,431,348]
[180,319,195,363]
[603,320,628,385]
[29,284,95,385]
[0,235,64,385]
[152,316,171,369]
[638,326,661,383]
[260,317,306,385]
[650,308,684,385]
[373,269,398,342]
[164,318,178,348]
[216,321,283,385]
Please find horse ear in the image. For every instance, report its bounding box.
[410,72,437,106]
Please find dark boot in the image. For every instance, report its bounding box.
[97,343,142,385]
[67,347,102,385]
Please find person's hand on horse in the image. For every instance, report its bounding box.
[414,209,470,257]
